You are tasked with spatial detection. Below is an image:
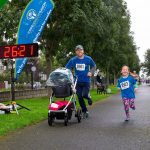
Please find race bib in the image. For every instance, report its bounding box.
[120,81,129,90]
[76,64,85,71]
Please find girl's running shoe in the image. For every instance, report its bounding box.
[125,117,130,121]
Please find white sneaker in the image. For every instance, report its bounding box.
[125,117,130,121]
[82,111,89,119]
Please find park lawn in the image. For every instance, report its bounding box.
[0,85,118,137]
[90,84,118,103]
[0,97,49,136]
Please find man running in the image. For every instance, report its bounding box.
[66,45,96,118]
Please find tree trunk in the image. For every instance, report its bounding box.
[106,63,110,86]
[45,40,54,76]
[45,41,54,97]
[45,55,52,76]
[113,73,117,85]
[91,76,95,89]
[45,54,53,97]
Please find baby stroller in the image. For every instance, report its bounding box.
[46,68,82,126]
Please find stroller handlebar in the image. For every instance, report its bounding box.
[72,77,78,94]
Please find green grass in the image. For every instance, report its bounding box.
[0,88,10,92]
[0,85,118,137]
[109,84,118,94]
[89,85,118,103]
[0,97,49,136]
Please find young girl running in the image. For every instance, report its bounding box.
[117,66,137,121]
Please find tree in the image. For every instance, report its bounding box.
[0,0,140,85]
[40,0,108,74]
[144,49,150,75]
[92,0,140,84]
[0,0,29,45]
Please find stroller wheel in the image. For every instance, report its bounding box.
[64,114,68,126]
[48,112,54,126]
[77,108,82,123]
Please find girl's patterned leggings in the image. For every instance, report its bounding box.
[123,98,135,117]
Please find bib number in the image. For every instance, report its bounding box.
[76,64,85,71]
[120,81,129,90]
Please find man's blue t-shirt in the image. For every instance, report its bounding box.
[117,75,136,99]
[66,55,96,83]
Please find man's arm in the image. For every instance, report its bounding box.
[65,58,73,69]
[87,57,96,77]
[87,66,96,77]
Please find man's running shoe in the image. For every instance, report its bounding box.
[88,98,93,106]
[82,111,89,119]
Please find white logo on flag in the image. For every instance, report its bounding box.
[27,9,37,20]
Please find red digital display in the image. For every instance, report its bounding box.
[0,43,38,59]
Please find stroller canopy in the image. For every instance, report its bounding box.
[46,68,74,87]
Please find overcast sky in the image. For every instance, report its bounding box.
[125,0,150,62]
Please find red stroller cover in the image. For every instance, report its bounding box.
[48,100,70,111]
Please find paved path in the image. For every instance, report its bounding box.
[0,85,150,150]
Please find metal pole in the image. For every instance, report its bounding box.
[10,59,15,101]
[31,66,36,90]
[31,71,33,90]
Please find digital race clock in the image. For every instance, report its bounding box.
[0,43,38,59]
